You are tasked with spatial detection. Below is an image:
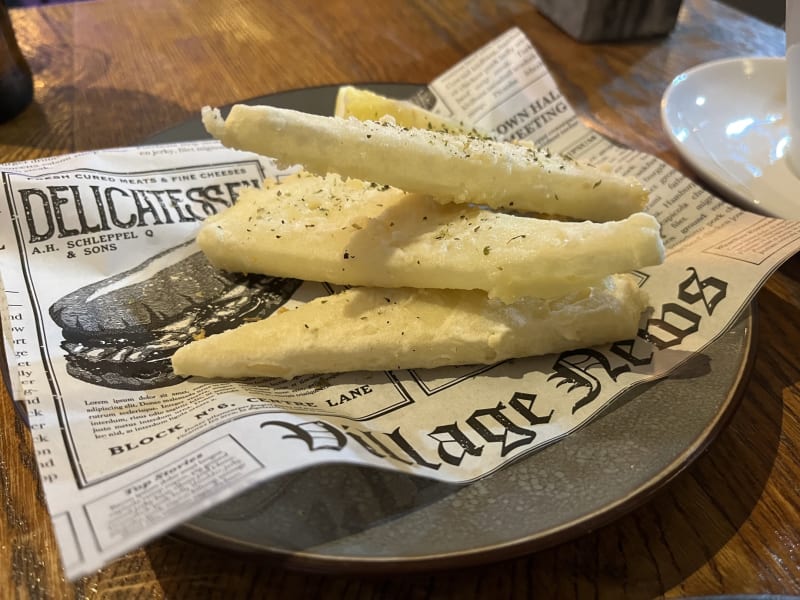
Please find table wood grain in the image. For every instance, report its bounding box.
[2,0,798,597]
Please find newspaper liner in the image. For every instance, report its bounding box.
[0,28,797,579]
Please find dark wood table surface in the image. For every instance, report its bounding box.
[2,0,799,597]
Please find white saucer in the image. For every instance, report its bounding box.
[661,56,800,220]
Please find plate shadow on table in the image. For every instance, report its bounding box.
[5,85,190,155]
[6,41,192,153]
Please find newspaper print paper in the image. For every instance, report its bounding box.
[1,28,798,579]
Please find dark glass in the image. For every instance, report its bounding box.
[0,0,33,123]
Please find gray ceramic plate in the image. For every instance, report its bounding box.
[147,84,756,573]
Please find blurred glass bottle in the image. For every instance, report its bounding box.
[0,0,33,123]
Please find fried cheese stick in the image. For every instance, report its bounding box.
[197,171,664,302]
[172,274,647,380]
[202,104,648,222]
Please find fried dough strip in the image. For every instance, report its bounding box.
[197,171,663,302]
[202,104,648,222]
[172,275,646,380]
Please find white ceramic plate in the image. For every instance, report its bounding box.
[661,56,800,219]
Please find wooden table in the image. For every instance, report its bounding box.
[2,0,798,597]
